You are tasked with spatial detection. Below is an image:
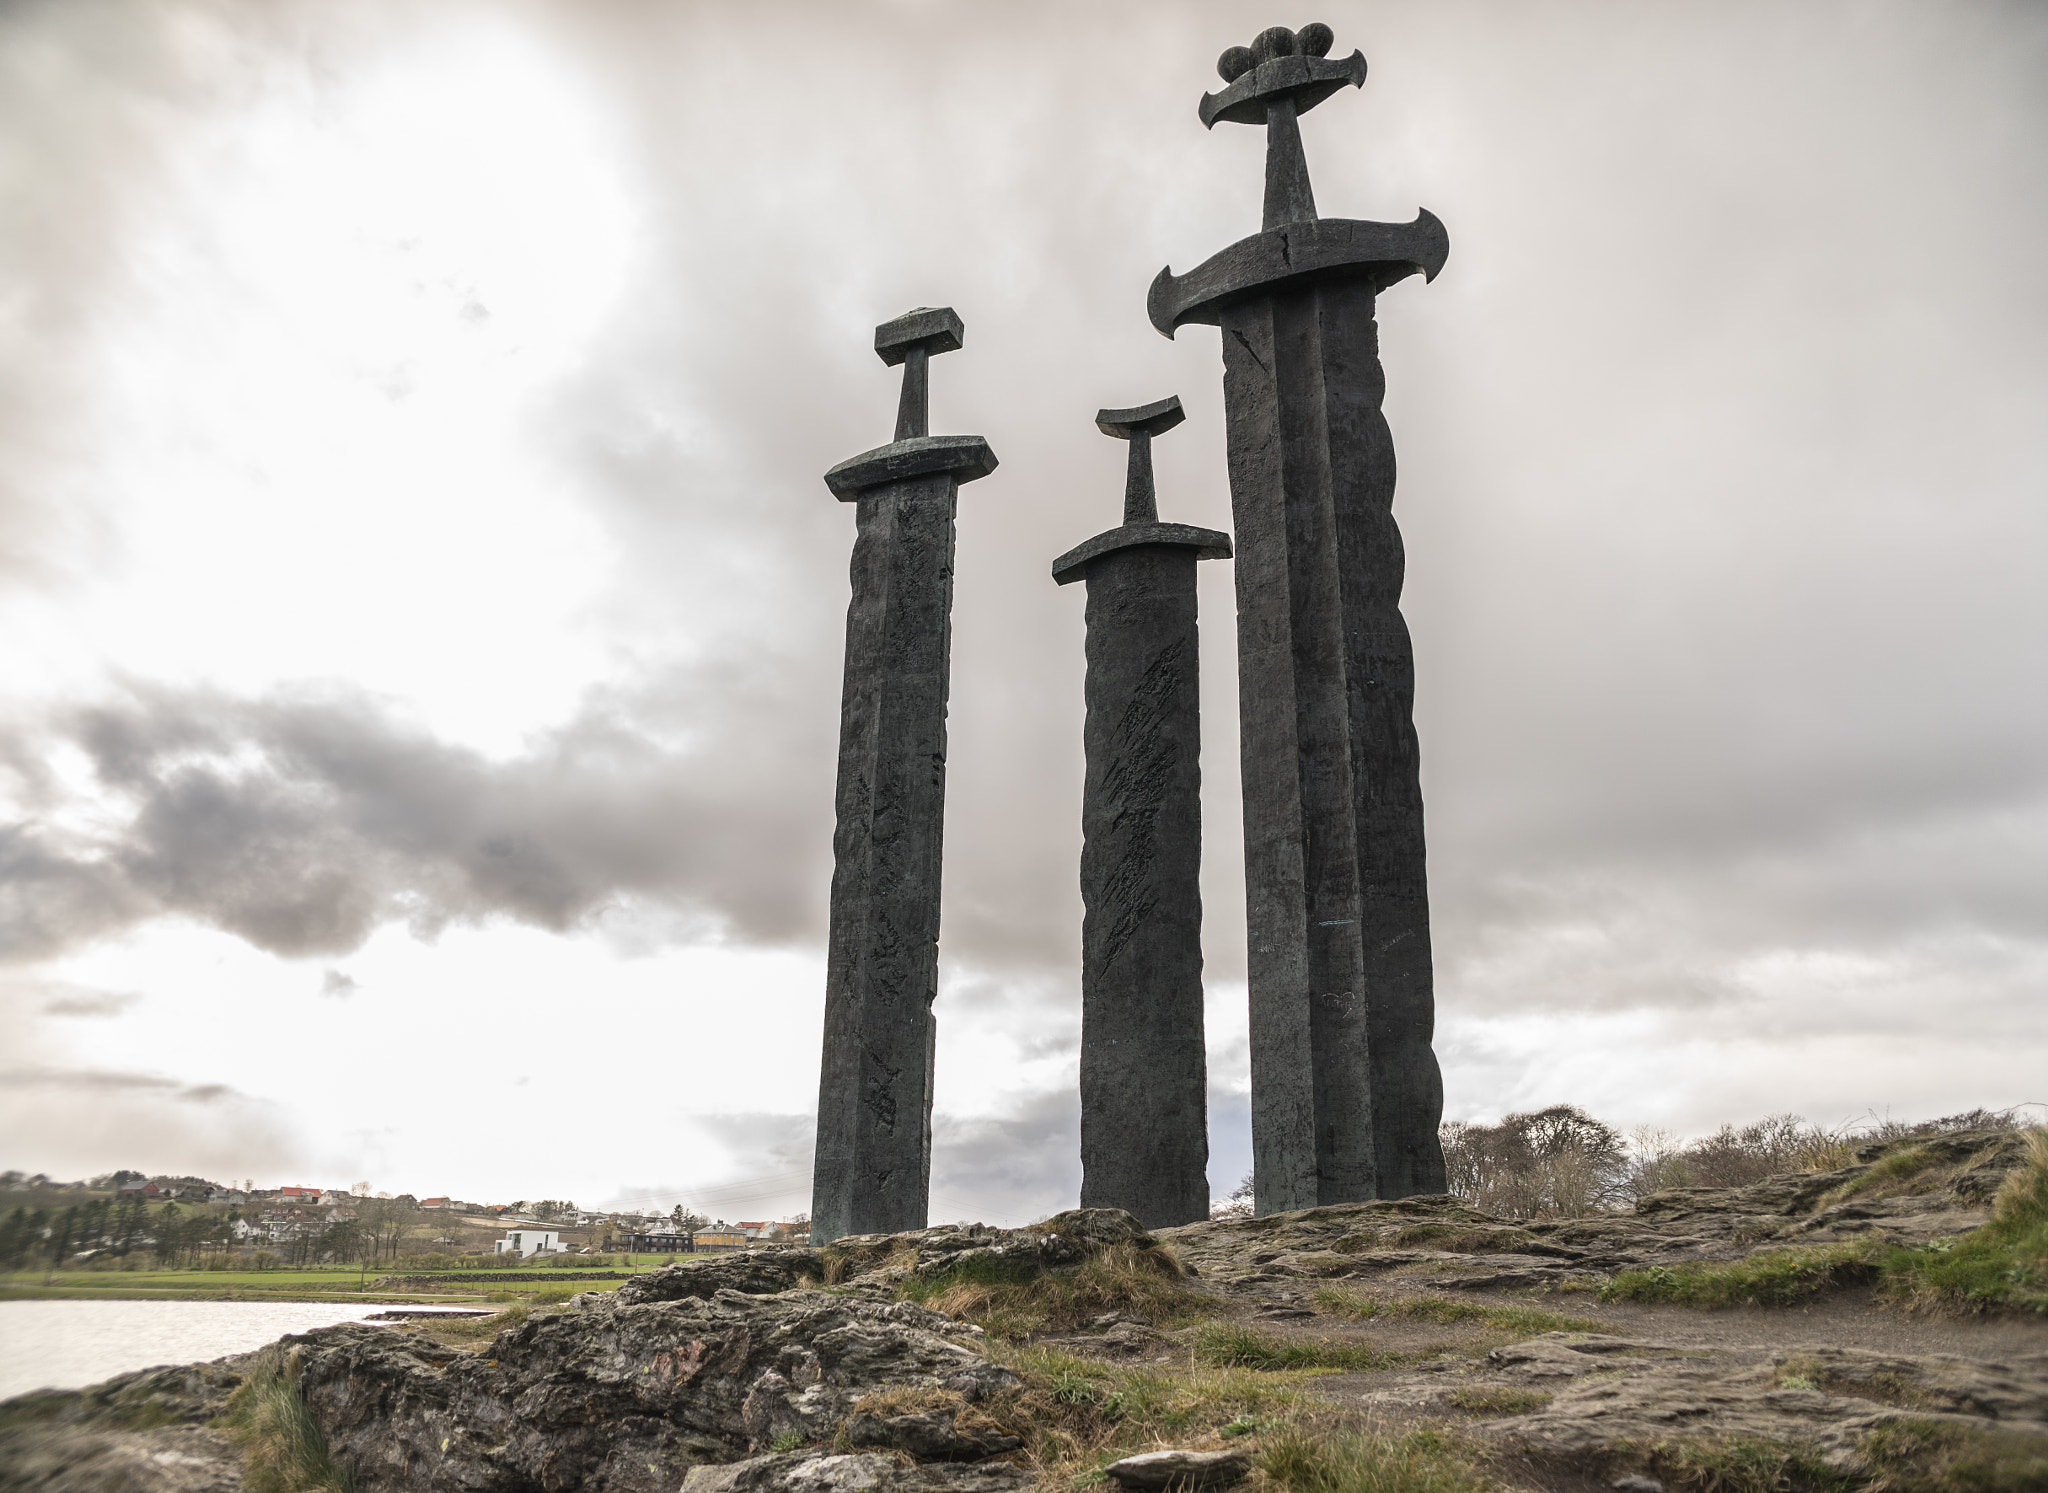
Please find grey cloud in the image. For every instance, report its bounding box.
[0,1066,244,1105]
[37,984,139,1018]
[320,969,358,998]
[0,1060,299,1180]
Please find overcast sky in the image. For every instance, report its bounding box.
[2,0,2042,1224]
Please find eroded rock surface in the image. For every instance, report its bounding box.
[1470,1334,2048,1477]
[286,1284,1018,1491]
[1157,1127,2034,1294]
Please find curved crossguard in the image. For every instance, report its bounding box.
[1096,395,1186,524]
[1200,24,1367,231]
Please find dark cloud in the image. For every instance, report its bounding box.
[1,673,834,961]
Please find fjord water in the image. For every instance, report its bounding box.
[0,1299,395,1398]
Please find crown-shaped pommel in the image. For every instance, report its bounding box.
[875,306,964,441]
[1097,395,1185,525]
[1201,23,1365,130]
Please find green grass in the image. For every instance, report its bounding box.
[1191,1323,1408,1373]
[1311,1287,1604,1336]
[1598,1241,1881,1309]
[216,1349,356,1492]
[0,1263,652,1304]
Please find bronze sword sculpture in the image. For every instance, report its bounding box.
[1150,24,1449,1209]
[812,307,998,1242]
[1053,396,1231,1227]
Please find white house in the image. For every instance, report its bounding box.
[495,1229,563,1257]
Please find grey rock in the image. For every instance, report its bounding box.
[844,1408,1021,1461]
[683,1451,1030,1493]
[1611,1478,1665,1493]
[1105,1447,1252,1489]
[1154,26,1447,1211]
[829,1208,1156,1286]
[0,1361,251,1493]
[1056,395,1230,1229]
[616,1250,823,1305]
[813,306,997,1244]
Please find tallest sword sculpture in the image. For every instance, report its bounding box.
[1150,23,1449,1209]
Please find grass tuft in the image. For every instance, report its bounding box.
[1638,1434,1853,1493]
[1312,1287,1603,1336]
[898,1242,1218,1338]
[1444,1386,1550,1416]
[216,1349,355,1493]
[1856,1416,2048,1492]
[981,1343,1322,1489]
[1257,1425,1487,1493]
[1599,1241,1880,1309]
[1191,1323,1406,1373]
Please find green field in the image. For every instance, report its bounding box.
[0,1263,670,1304]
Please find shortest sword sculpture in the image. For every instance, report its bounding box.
[1053,396,1231,1228]
[812,307,998,1245]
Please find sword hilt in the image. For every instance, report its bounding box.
[1096,395,1186,525]
[875,306,965,442]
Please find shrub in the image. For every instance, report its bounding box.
[1439,1106,1629,1219]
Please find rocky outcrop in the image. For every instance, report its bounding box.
[1157,1127,2034,1294]
[286,1285,1019,1491]
[0,1361,250,1493]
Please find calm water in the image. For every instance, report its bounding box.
[0,1300,399,1399]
